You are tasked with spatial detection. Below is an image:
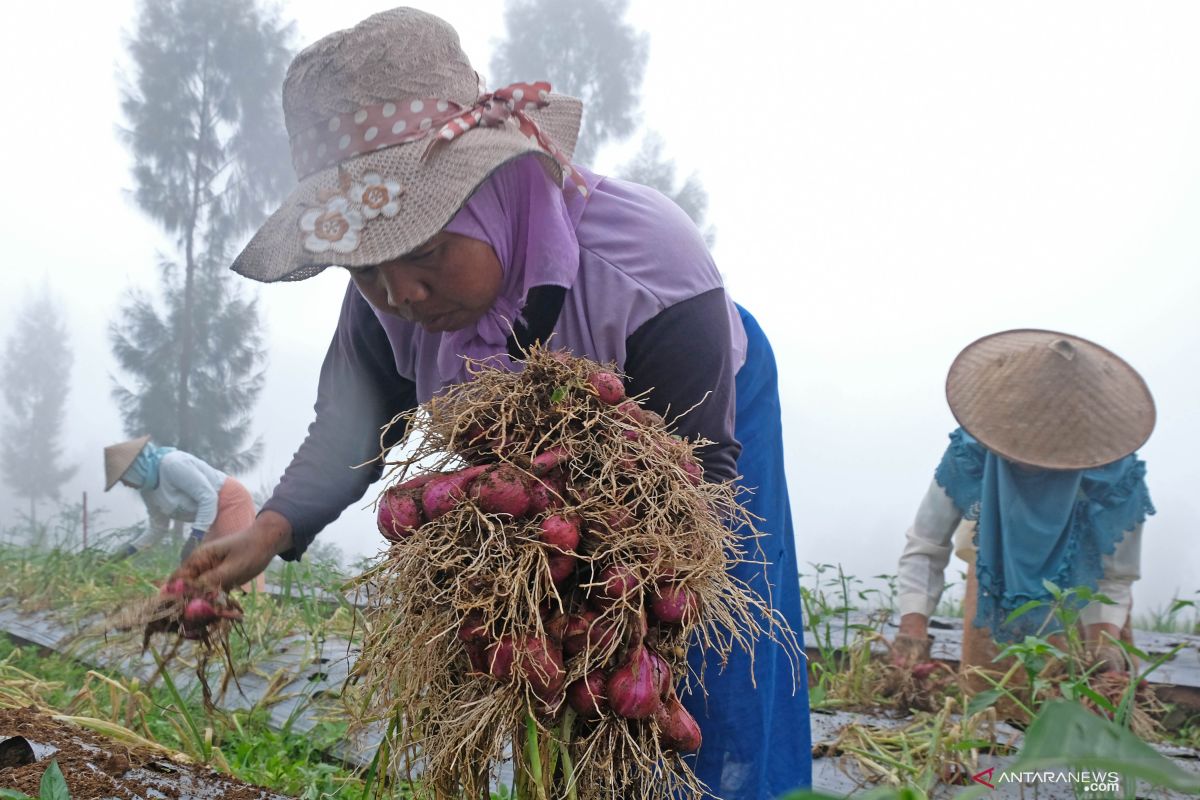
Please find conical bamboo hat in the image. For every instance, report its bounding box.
[104,435,151,491]
[946,329,1155,470]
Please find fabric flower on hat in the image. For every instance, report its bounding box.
[300,196,364,254]
[351,171,404,220]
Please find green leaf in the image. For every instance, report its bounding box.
[1112,637,1151,662]
[1169,598,1196,614]
[996,637,1065,663]
[1005,599,1046,623]
[0,790,34,800]
[39,760,69,800]
[1041,578,1062,598]
[965,688,1006,716]
[1074,685,1118,714]
[1012,701,1200,792]
[550,386,568,403]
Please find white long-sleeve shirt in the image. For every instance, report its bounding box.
[133,451,227,548]
[897,479,1141,627]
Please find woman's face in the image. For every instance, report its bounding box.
[350,232,503,334]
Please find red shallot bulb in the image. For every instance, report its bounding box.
[567,670,609,719]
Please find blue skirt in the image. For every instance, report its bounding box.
[681,306,812,798]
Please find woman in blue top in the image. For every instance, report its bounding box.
[894,330,1155,674]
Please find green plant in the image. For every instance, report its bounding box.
[789,702,1200,800]
[801,564,896,708]
[869,573,899,613]
[966,579,1183,738]
[967,580,1114,718]
[0,759,70,800]
[0,534,379,798]
[1136,592,1199,634]
[1106,636,1186,731]
[824,696,1010,791]
[932,568,967,618]
[1013,700,1200,796]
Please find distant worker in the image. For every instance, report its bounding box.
[892,330,1155,675]
[103,437,264,590]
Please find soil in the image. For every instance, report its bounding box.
[0,706,292,800]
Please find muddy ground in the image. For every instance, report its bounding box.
[0,706,291,800]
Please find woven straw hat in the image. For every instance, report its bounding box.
[945,330,1155,470]
[232,7,583,283]
[104,435,151,491]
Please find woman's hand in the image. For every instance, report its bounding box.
[1084,622,1128,673]
[170,511,293,592]
[890,612,933,667]
[179,528,206,563]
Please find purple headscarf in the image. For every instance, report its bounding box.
[436,156,585,385]
[369,155,737,402]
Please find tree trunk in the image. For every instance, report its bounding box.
[179,221,196,451]
[177,46,212,454]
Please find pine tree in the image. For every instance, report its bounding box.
[110,0,293,471]
[1,287,77,527]
[490,0,648,166]
[110,253,266,472]
[491,2,714,244]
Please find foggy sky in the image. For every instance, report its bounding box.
[2,1,1197,615]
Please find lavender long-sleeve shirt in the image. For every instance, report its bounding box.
[265,174,748,559]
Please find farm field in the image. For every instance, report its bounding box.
[1,529,1199,799]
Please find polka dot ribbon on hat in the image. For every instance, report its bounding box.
[426,82,588,197]
[290,81,587,196]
